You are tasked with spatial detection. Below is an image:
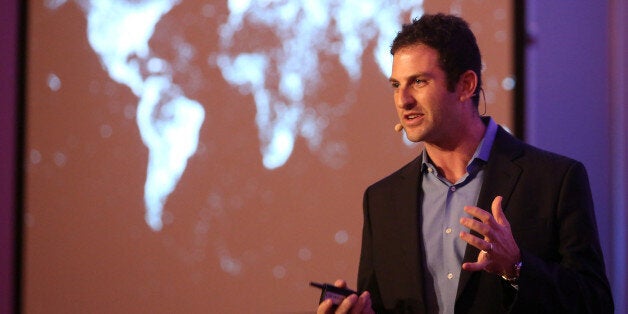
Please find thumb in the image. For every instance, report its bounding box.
[333,279,347,289]
[491,196,507,225]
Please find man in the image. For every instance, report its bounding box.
[317,13,613,313]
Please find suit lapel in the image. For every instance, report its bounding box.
[475,128,523,218]
[392,156,427,307]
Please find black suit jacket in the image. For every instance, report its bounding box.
[357,126,613,313]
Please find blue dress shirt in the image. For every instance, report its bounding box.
[420,118,498,313]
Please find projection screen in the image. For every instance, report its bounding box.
[23,0,514,312]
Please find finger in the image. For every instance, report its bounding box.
[462,259,490,272]
[350,292,371,314]
[460,217,490,236]
[363,293,374,314]
[316,299,334,314]
[459,231,492,252]
[463,205,492,223]
[335,294,358,313]
[491,196,509,227]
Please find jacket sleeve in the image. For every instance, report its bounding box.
[510,161,613,313]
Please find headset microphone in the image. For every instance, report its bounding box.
[394,124,404,132]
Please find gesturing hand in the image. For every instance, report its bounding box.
[459,196,521,278]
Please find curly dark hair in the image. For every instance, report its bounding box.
[390,13,482,106]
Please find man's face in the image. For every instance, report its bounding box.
[389,44,461,145]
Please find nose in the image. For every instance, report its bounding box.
[396,86,416,110]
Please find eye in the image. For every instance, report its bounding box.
[413,78,426,86]
[390,81,400,89]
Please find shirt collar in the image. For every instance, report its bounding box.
[421,116,498,172]
[475,116,498,162]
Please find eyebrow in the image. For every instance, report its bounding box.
[388,72,432,83]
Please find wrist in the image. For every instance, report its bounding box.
[501,260,522,282]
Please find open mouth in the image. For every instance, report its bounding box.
[404,113,424,124]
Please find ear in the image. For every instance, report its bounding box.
[457,70,478,102]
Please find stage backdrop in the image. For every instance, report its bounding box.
[23,1,513,312]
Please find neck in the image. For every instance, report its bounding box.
[424,116,486,183]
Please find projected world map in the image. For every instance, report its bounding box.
[48,0,422,231]
[27,0,515,311]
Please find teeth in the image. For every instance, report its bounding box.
[408,114,419,119]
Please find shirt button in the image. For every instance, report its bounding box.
[445,227,452,234]
[450,186,456,192]
[447,273,454,280]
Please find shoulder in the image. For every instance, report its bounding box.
[366,156,422,194]
[493,126,583,171]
